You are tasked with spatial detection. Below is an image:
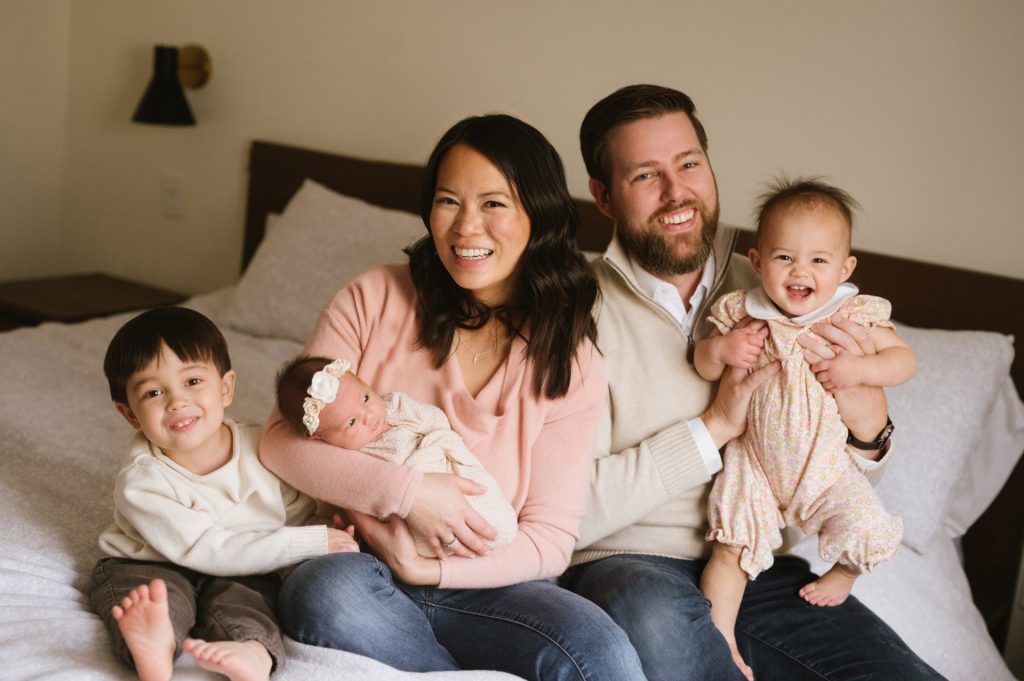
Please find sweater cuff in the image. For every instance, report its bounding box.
[647,420,714,499]
[290,525,329,562]
[848,437,893,486]
[395,469,425,519]
[687,417,722,474]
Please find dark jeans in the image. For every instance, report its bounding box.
[89,557,285,672]
[562,553,947,681]
[276,551,646,681]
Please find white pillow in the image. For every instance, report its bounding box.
[877,324,1018,553]
[944,376,1024,537]
[223,180,425,343]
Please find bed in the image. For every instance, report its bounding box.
[0,139,1021,681]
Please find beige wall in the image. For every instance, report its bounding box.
[4,1,1023,293]
[0,0,71,280]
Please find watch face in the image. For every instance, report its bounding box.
[873,419,894,447]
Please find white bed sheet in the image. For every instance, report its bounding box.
[0,290,517,681]
[790,533,1016,681]
[0,288,1016,680]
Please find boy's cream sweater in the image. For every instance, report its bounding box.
[99,419,327,576]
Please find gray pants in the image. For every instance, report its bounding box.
[90,557,286,672]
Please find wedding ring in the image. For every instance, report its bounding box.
[444,536,460,551]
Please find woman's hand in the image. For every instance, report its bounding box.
[405,472,497,559]
[348,509,442,586]
[798,315,889,458]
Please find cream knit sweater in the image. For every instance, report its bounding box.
[573,227,890,566]
[572,227,756,565]
[98,419,327,576]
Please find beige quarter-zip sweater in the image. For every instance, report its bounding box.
[572,226,888,565]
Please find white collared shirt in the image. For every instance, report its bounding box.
[630,251,717,336]
[628,252,723,475]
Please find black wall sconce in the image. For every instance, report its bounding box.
[132,44,212,126]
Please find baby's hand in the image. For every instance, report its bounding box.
[717,324,765,369]
[811,347,863,393]
[326,525,360,554]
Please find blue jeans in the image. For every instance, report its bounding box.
[562,554,947,681]
[277,552,645,680]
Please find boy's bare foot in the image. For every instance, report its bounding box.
[183,638,272,681]
[111,578,175,681]
[799,564,859,606]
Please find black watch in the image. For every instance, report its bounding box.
[846,417,894,450]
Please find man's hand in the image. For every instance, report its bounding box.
[798,314,876,364]
[798,315,889,459]
[701,360,780,449]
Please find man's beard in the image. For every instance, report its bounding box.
[617,201,720,277]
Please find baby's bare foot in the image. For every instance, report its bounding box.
[799,564,858,606]
[111,578,175,681]
[184,638,272,681]
[729,644,754,681]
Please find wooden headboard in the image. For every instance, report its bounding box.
[243,139,1024,647]
[242,141,614,270]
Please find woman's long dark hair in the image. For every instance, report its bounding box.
[405,114,598,399]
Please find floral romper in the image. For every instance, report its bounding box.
[705,284,903,579]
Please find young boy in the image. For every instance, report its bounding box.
[90,306,358,681]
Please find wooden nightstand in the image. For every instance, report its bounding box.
[0,273,185,331]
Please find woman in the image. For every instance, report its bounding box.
[260,114,645,680]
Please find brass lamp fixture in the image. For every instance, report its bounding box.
[132,44,212,126]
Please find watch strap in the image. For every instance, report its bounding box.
[847,417,894,450]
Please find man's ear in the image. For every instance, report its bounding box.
[221,370,237,408]
[588,178,616,221]
[115,402,142,431]
[840,255,857,282]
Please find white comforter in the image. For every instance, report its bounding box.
[0,290,1015,680]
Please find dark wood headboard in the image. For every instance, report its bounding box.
[243,139,1024,647]
[242,141,615,271]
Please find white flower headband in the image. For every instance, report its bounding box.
[302,358,352,436]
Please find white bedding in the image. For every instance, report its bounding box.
[0,288,1018,680]
[1,177,1022,680]
[0,290,517,681]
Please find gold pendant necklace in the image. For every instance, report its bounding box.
[459,321,509,365]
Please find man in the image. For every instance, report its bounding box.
[561,84,944,681]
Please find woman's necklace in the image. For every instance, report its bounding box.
[458,320,510,365]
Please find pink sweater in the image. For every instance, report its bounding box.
[260,265,605,588]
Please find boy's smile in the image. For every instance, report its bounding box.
[116,342,236,474]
